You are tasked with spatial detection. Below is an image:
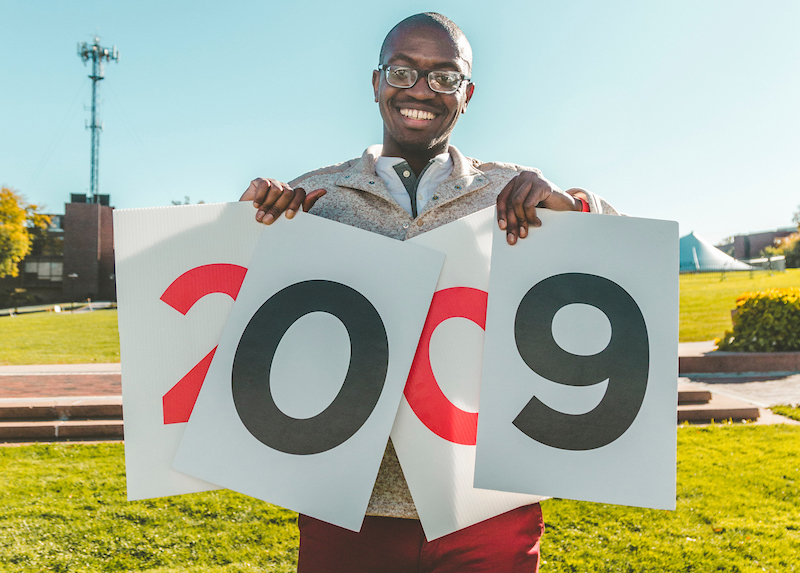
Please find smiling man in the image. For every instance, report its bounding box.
[241,12,618,573]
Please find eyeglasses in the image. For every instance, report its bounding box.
[378,65,471,94]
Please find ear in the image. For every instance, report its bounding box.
[461,82,475,114]
[372,69,380,102]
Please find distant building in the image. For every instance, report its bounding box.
[730,227,796,260]
[1,194,116,305]
[15,214,65,300]
[62,194,116,302]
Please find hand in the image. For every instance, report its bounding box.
[496,171,579,245]
[240,178,327,224]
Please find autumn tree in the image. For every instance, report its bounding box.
[0,187,51,278]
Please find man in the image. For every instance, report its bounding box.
[241,13,617,573]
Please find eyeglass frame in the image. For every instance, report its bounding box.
[377,65,471,94]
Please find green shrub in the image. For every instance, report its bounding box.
[716,288,800,351]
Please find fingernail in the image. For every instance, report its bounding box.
[533,218,542,227]
[507,232,516,245]
[285,209,295,219]
[519,227,527,238]
[256,210,265,221]
[264,213,274,224]
[498,219,506,230]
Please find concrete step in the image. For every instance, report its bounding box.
[0,397,122,420]
[677,392,760,424]
[678,389,712,405]
[0,419,124,441]
[0,396,123,442]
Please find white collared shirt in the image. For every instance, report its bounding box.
[375,151,453,217]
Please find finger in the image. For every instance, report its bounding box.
[505,206,519,245]
[260,181,296,224]
[256,179,289,223]
[240,179,260,202]
[496,178,515,230]
[303,188,327,212]
[253,179,274,222]
[284,187,306,219]
[510,179,533,238]
[522,191,544,229]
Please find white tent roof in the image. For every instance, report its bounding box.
[680,232,752,272]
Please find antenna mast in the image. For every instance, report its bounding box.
[77,36,119,203]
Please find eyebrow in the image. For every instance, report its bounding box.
[387,52,463,71]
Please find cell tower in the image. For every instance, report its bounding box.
[77,36,119,203]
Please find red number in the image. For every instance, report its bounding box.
[404,287,487,445]
[160,264,247,424]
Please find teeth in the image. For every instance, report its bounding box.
[400,108,435,120]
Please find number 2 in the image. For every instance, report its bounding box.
[160,263,248,425]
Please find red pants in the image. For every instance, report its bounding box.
[296,503,544,573]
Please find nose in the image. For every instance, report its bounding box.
[406,74,436,100]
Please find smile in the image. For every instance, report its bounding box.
[399,108,436,121]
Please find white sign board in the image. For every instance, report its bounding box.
[173,211,444,531]
[475,210,678,510]
[393,207,543,540]
[115,202,264,500]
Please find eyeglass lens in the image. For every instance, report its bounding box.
[384,66,463,94]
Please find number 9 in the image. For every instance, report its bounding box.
[513,273,649,451]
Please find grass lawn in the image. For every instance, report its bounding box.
[680,269,800,342]
[0,309,120,365]
[771,405,800,422]
[0,443,298,573]
[1,425,798,572]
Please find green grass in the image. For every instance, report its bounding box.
[0,443,298,572]
[1,426,798,572]
[771,405,800,422]
[680,269,800,342]
[541,424,799,572]
[0,309,120,365]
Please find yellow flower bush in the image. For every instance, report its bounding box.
[716,288,800,351]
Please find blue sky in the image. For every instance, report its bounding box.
[1,0,798,244]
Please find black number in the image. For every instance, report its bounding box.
[232,280,389,455]
[513,273,649,450]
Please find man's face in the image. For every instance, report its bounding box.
[372,25,474,157]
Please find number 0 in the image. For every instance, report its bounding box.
[513,273,649,450]
[232,280,389,455]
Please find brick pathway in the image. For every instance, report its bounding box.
[0,364,121,398]
[0,374,121,398]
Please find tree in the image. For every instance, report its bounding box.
[764,233,800,268]
[171,196,205,205]
[0,187,51,278]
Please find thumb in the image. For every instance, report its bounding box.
[303,188,327,212]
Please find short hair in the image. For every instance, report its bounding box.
[379,13,472,73]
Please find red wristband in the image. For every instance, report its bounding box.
[577,197,590,212]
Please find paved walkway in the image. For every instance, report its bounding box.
[0,363,121,398]
[677,340,800,407]
[679,374,800,408]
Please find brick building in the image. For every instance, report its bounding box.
[62,194,116,302]
[731,227,796,260]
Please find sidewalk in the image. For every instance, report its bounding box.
[678,341,717,357]
[0,363,121,398]
[677,341,800,408]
